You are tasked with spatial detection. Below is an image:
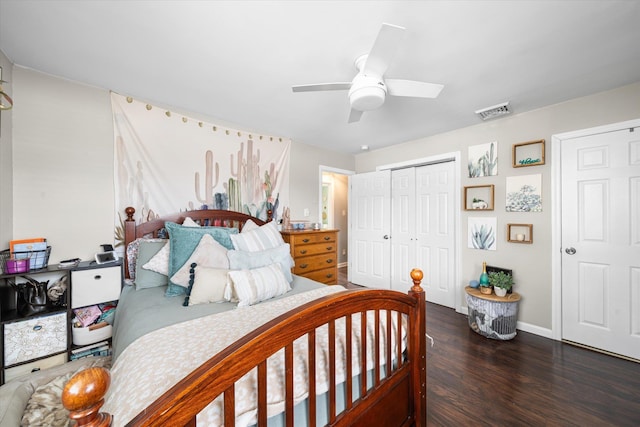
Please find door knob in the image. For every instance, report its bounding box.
[383,235,389,240]
[565,247,576,255]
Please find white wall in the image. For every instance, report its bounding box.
[7,67,355,263]
[0,50,13,248]
[355,81,640,330]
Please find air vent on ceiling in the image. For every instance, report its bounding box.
[475,102,511,121]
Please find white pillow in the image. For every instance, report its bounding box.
[227,263,291,307]
[182,217,199,227]
[187,266,230,306]
[142,241,170,276]
[230,221,285,252]
[142,217,199,276]
[170,234,230,288]
[241,219,260,233]
[227,244,294,282]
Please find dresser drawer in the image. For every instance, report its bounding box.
[289,232,336,246]
[292,241,337,257]
[72,265,121,309]
[4,312,67,366]
[293,253,337,275]
[300,267,338,285]
[4,353,67,383]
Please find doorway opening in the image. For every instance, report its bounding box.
[319,166,354,269]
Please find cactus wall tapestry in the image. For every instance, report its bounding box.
[111,93,290,247]
[468,141,498,177]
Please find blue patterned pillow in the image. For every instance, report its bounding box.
[165,222,238,297]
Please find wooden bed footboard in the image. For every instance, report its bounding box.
[63,269,427,427]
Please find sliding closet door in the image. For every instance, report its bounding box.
[390,168,418,288]
[390,162,456,308]
[415,162,456,307]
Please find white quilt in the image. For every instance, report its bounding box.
[102,286,406,426]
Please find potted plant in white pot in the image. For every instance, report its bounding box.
[489,271,513,297]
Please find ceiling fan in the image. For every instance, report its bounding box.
[292,23,444,123]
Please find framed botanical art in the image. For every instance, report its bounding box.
[506,174,542,212]
[468,217,497,250]
[468,141,498,177]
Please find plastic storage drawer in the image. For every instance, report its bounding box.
[71,265,121,309]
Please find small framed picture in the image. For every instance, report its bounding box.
[512,139,545,168]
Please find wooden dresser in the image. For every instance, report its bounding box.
[281,229,339,285]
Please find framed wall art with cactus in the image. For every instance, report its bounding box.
[468,141,498,177]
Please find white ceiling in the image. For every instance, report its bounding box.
[1,1,639,154]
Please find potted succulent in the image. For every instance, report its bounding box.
[489,271,514,297]
[472,198,488,209]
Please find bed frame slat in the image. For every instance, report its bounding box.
[328,319,336,422]
[345,314,353,410]
[307,331,317,427]
[258,362,267,425]
[285,344,294,426]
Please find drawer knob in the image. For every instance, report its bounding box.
[324,236,331,241]
[326,273,334,278]
[33,325,43,332]
[94,275,102,280]
[326,246,333,251]
[300,263,308,269]
[302,238,310,243]
[326,259,333,264]
[300,249,308,254]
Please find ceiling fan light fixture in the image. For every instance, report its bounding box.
[475,101,511,121]
[349,85,386,111]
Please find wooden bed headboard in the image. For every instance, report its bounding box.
[122,206,271,279]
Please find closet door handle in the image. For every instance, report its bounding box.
[383,235,390,240]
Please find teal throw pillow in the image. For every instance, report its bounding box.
[165,221,238,297]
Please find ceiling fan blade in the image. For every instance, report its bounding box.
[348,109,364,123]
[385,79,444,98]
[292,82,352,92]
[362,23,405,76]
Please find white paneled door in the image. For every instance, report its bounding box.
[561,127,640,360]
[348,170,391,289]
[391,162,456,307]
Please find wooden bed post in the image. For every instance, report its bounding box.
[409,268,427,426]
[61,367,112,427]
[123,206,136,279]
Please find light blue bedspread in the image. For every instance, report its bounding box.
[111,275,328,361]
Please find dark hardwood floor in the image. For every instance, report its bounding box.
[338,267,640,426]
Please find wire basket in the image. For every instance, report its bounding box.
[0,246,52,274]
